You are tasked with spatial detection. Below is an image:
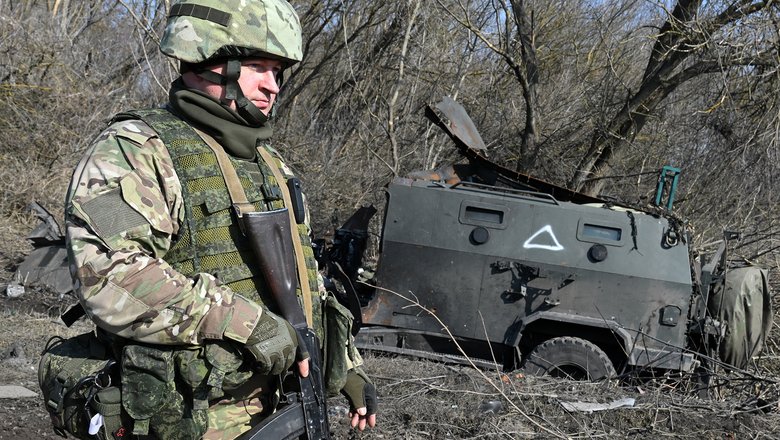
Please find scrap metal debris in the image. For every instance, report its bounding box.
[560,397,636,413]
[5,283,24,298]
[14,202,72,297]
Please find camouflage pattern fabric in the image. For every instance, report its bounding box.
[66,118,262,345]
[121,344,208,438]
[65,111,362,437]
[160,0,303,65]
[323,295,363,395]
[117,108,322,330]
[203,373,275,439]
[38,332,124,440]
[708,266,772,369]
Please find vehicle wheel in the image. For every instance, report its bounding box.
[522,336,616,380]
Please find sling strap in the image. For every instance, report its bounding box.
[192,127,256,216]
[193,128,314,326]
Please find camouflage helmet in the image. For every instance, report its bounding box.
[160,0,303,67]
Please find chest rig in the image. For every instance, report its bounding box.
[118,108,320,318]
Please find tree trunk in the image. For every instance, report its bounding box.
[569,0,703,196]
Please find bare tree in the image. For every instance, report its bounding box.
[0,0,168,217]
[3,0,780,268]
[569,0,779,196]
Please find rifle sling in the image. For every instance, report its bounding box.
[193,128,314,327]
[193,127,255,215]
[256,146,314,327]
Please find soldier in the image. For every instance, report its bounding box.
[63,0,377,438]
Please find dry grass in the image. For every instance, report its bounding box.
[0,297,93,440]
[2,271,780,438]
[334,285,780,438]
[332,351,780,439]
[323,285,780,439]
[2,200,780,439]
[2,214,780,439]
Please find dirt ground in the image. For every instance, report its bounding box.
[0,289,88,440]
[3,231,780,439]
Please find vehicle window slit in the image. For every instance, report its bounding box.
[464,206,504,224]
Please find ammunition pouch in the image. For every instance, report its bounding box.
[323,295,363,396]
[38,332,126,440]
[39,332,253,439]
[120,340,253,439]
[121,344,209,439]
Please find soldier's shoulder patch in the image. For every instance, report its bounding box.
[112,119,159,146]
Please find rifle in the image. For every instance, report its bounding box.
[239,208,330,440]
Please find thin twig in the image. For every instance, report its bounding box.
[366,282,571,439]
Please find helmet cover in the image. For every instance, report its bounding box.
[160,0,303,66]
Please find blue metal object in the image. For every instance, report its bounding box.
[655,166,681,210]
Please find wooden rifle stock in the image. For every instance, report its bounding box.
[239,209,330,440]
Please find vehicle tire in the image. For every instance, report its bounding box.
[522,336,616,380]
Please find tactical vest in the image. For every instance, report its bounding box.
[39,109,346,439]
[116,108,321,324]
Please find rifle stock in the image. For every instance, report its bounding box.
[239,209,330,440]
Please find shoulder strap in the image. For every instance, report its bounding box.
[191,127,256,216]
[191,129,314,326]
[256,146,315,327]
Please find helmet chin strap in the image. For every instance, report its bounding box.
[195,59,269,126]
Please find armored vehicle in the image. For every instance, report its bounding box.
[326,97,772,380]
[15,97,772,380]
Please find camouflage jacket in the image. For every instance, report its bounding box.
[65,117,319,346]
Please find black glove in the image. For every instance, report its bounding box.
[340,368,378,415]
[244,309,298,375]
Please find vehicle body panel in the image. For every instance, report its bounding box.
[361,178,696,370]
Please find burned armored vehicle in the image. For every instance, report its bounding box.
[325,97,772,380]
[15,96,772,380]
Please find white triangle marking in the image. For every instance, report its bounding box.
[523,225,564,251]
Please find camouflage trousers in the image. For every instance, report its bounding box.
[203,374,276,440]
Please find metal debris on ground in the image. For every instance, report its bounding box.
[560,397,636,413]
[14,202,73,297]
[478,399,504,414]
[6,283,25,298]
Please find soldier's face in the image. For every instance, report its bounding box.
[199,58,282,115]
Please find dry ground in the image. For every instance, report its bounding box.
[3,222,780,439]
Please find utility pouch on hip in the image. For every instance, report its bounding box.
[121,345,175,436]
[38,332,125,440]
[90,386,123,437]
[323,295,363,396]
[121,344,209,439]
[203,340,252,394]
